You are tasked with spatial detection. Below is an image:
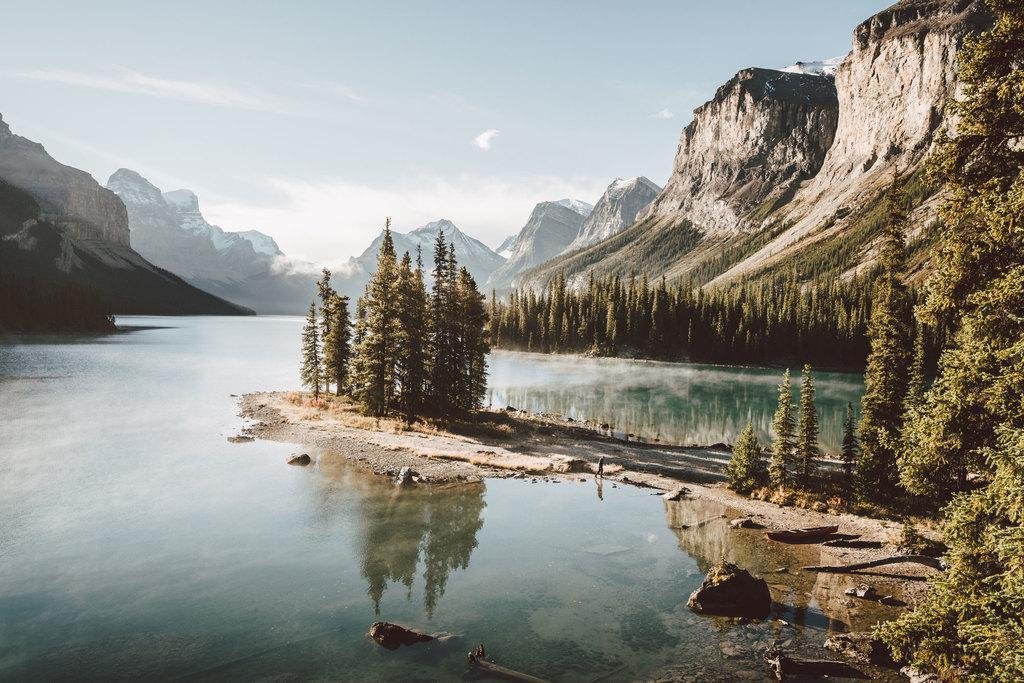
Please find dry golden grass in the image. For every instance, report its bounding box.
[280,391,530,441]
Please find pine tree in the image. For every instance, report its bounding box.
[877,4,1024,677]
[841,402,857,494]
[350,219,401,416]
[796,364,820,486]
[300,303,322,399]
[455,267,489,412]
[856,178,914,502]
[768,369,795,487]
[427,229,453,414]
[317,267,336,393]
[727,422,766,494]
[395,250,429,420]
[323,292,351,396]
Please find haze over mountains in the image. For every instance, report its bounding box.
[0,0,989,322]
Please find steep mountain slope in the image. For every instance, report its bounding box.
[563,177,662,253]
[518,66,839,289]
[108,169,317,314]
[0,115,248,316]
[518,0,989,293]
[485,200,590,292]
[710,0,990,285]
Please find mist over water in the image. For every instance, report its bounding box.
[0,317,868,680]
[488,351,863,453]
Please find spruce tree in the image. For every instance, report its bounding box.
[855,178,914,502]
[727,422,766,494]
[841,402,857,494]
[350,219,401,416]
[317,267,336,392]
[427,229,453,414]
[455,267,489,412]
[768,369,795,487]
[300,302,322,399]
[395,250,429,420]
[877,4,1024,677]
[323,292,351,396]
[796,364,819,486]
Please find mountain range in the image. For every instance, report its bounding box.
[0,114,248,318]
[0,0,988,323]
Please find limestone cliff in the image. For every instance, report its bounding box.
[564,177,662,253]
[485,200,589,292]
[0,113,129,246]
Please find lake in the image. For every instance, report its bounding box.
[0,316,869,681]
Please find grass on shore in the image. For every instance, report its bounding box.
[283,391,528,442]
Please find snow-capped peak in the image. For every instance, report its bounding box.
[780,57,843,77]
[554,198,594,217]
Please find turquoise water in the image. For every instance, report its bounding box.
[0,317,870,681]
[488,350,863,453]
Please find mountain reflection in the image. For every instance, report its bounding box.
[356,480,486,617]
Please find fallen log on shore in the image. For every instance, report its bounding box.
[763,645,868,680]
[803,555,946,573]
[467,644,548,682]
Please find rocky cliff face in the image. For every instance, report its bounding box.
[564,177,662,253]
[0,113,129,246]
[641,67,839,235]
[710,0,990,284]
[485,200,589,292]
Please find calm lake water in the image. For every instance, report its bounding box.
[0,316,871,681]
[489,351,863,453]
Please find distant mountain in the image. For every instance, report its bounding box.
[563,177,661,253]
[0,114,248,319]
[781,57,843,76]
[484,200,590,292]
[108,169,319,314]
[348,219,505,292]
[495,233,517,258]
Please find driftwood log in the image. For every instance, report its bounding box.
[467,644,548,683]
[802,555,946,573]
[763,646,868,680]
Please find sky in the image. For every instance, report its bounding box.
[0,0,890,262]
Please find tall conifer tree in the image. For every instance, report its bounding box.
[768,369,795,487]
[727,422,766,494]
[796,364,820,486]
[878,5,1024,676]
[323,292,351,396]
[856,178,914,502]
[300,303,322,399]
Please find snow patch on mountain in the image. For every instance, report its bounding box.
[554,198,594,217]
[781,57,843,77]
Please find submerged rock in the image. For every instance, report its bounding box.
[287,453,311,466]
[368,621,434,650]
[663,487,690,501]
[823,632,896,667]
[227,435,254,443]
[687,562,771,618]
[730,517,766,529]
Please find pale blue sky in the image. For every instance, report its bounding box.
[0,1,889,262]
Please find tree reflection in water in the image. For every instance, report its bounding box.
[357,481,486,617]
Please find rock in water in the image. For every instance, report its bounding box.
[287,453,311,466]
[730,517,765,529]
[687,562,771,618]
[368,621,434,650]
[396,466,415,486]
[663,487,690,501]
[823,632,896,667]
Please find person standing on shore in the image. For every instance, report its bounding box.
[597,456,605,477]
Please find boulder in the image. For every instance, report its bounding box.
[549,456,590,473]
[395,466,415,486]
[287,453,311,466]
[730,517,766,529]
[368,621,433,650]
[663,487,690,501]
[687,562,771,618]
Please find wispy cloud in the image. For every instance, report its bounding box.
[202,173,609,262]
[297,80,368,104]
[649,108,674,120]
[473,129,499,150]
[10,67,287,112]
